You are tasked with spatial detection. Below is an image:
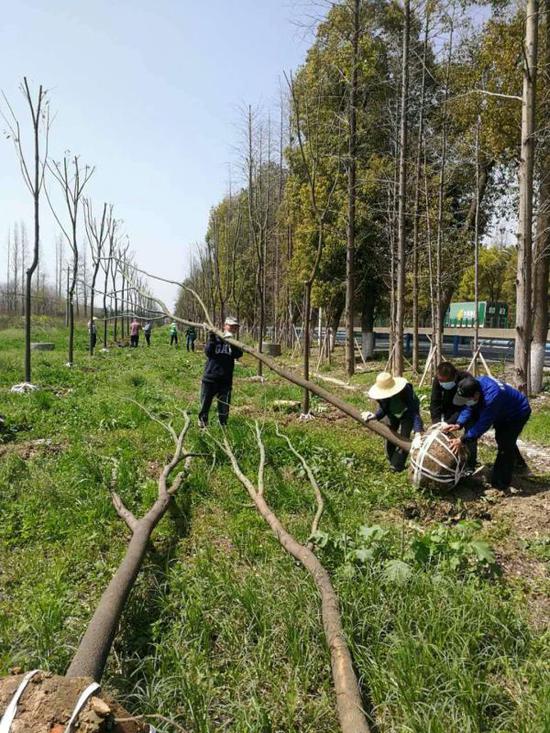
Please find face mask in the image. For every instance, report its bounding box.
[439,381,455,390]
[465,398,477,406]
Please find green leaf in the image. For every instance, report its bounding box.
[383,559,413,584]
[352,548,374,563]
[470,541,495,564]
[309,530,329,548]
[358,525,387,543]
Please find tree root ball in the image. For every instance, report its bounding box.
[0,672,149,732]
[409,425,468,491]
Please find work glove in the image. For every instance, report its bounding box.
[411,433,422,451]
[361,411,376,423]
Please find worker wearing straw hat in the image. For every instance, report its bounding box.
[362,372,423,472]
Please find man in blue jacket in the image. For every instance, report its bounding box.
[444,376,531,490]
[198,316,243,428]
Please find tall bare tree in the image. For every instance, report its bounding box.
[1,78,50,382]
[345,0,361,377]
[84,200,113,355]
[433,12,455,366]
[20,222,27,316]
[394,0,411,376]
[11,224,19,314]
[411,8,430,373]
[287,71,339,414]
[531,0,549,393]
[515,0,539,393]
[246,106,270,375]
[47,155,94,365]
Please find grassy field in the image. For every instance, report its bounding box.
[0,324,549,732]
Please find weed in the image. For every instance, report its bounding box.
[0,325,548,731]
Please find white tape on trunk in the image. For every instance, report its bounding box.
[0,670,39,733]
[64,681,100,732]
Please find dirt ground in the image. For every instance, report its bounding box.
[402,432,550,630]
[0,672,150,732]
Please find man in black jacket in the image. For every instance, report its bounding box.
[198,317,243,428]
[430,361,477,470]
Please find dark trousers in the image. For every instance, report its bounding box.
[186,337,196,352]
[383,414,413,472]
[491,412,530,489]
[170,333,178,346]
[130,334,139,347]
[199,380,232,427]
[90,332,97,350]
[144,332,151,346]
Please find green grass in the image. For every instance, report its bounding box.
[0,324,549,732]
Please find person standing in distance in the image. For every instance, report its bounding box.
[169,321,178,347]
[143,321,152,347]
[88,317,97,351]
[185,325,197,352]
[130,319,141,347]
[198,316,243,428]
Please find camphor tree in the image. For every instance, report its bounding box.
[47,154,94,366]
[1,78,51,383]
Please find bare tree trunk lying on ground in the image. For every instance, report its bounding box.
[0,411,195,732]
[113,259,411,451]
[212,424,370,733]
[66,410,192,680]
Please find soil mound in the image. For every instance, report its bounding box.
[0,671,150,732]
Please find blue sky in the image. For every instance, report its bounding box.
[0,0,313,307]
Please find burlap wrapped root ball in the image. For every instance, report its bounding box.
[409,423,468,491]
[0,671,150,732]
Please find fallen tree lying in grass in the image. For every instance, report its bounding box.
[0,410,193,732]
[66,409,192,679]
[211,423,371,733]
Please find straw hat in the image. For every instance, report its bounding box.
[368,372,408,400]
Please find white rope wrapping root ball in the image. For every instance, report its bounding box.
[409,422,467,490]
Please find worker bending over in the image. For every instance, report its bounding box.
[362,372,423,472]
[444,376,531,490]
[430,361,477,472]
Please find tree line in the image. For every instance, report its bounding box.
[175,0,550,396]
[1,80,158,379]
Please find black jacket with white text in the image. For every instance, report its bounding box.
[202,333,243,385]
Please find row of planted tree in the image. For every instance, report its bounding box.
[175,0,550,396]
[2,1,548,396]
[1,81,159,378]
